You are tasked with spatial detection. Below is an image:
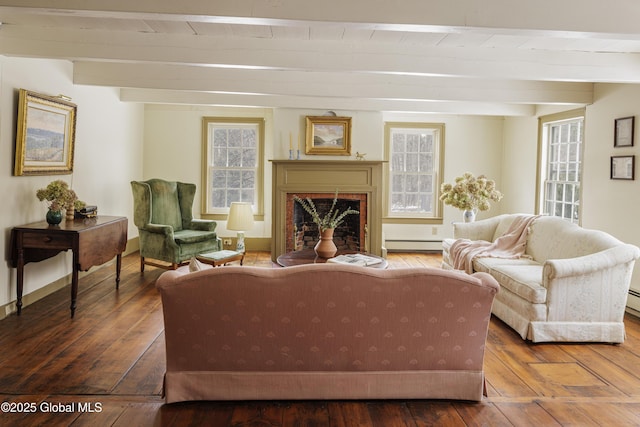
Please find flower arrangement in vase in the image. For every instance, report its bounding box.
[440,172,503,222]
[36,180,80,224]
[293,190,359,258]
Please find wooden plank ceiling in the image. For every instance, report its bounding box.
[0,0,640,115]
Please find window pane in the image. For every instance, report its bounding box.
[541,116,583,223]
[388,125,441,216]
[391,173,404,192]
[205,118,262,213]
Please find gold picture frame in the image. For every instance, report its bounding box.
[14,89,77,176]
[305,116,352,155]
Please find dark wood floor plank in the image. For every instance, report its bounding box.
[452,402,513,427]
[365,401,415,427]
[112,332,166,396]
[484,346,538,397]
[405,401,466,426]
[282,401,330,427]
[327,401,374,427]
[228,401,286,426]
[111,402,163,427]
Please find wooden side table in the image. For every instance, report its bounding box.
[196,250,245,267]
[9,216,128,318]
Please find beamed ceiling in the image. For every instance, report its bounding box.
[1,1,640,116]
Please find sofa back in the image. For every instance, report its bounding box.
[156,264,498,375]
[526,216,623,262]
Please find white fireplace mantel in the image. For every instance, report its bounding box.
[271,160,385,261]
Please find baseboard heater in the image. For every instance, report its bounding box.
[384,239,443,252]
[629,289,640,299]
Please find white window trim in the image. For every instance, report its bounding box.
[383,122,445,224]
[536,108,585,224]
[201,116,265,220]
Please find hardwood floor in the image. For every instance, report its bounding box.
[1,251,640,426]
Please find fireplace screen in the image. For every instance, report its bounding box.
[286,193,367,253]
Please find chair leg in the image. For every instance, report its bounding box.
[140,257,145,273]
[171,263,179,270]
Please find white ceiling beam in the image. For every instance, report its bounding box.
[1,0,640,36]
[0,25,637,84]
[74,61,593,105]
[120,88,537,117]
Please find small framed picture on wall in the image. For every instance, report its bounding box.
[611,155,635,180]
[614,116,634,147]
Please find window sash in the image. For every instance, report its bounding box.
[203,118,264,217]
[385,123,443,219]
[540,116,583,223]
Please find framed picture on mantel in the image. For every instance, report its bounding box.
[305,116,352,155]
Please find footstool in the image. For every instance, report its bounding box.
[196,250,245,267]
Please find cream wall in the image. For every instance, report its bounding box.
[500,117,538,214]
[583,84,640,311]
[0,56,144,315]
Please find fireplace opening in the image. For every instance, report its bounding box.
[286,193,367,253]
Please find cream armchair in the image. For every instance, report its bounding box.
[131,179,221,272]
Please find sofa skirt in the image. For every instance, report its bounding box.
[163,370,486,403]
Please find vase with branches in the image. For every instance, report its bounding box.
[293,190,360,258]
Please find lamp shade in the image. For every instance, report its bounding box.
[227,202,254,231]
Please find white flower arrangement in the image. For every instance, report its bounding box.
[440,172,503,211]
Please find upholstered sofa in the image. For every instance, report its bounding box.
[156,264,499,403]
[442,214,640,343]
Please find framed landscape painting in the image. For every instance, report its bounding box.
[14,89,77,175]
[305,116,352,155]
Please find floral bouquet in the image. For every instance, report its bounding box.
[440,172,503,211]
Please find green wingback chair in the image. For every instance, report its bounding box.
[131,179,221,272]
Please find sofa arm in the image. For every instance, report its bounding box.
[543,244,640,280]
[542,244,640,324]
[190,219,217,232]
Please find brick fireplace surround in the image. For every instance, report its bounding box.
[271,160,384,261]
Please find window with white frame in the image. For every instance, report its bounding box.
[385,122,444,220]
[538,110,584,223]
[202,117,264,217]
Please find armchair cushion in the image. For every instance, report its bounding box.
[174,230,218,244]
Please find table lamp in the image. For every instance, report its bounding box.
[227,202,254,253]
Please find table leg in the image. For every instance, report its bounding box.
[70,252,80,318]
[16,248,24,316]
[115,253,122,289]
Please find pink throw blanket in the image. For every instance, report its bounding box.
[450,215,539,274]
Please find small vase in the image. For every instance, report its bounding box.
[314,228,338,258]
[462,209,477,223]
[46,210,63,225]
[66,208,75,221]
